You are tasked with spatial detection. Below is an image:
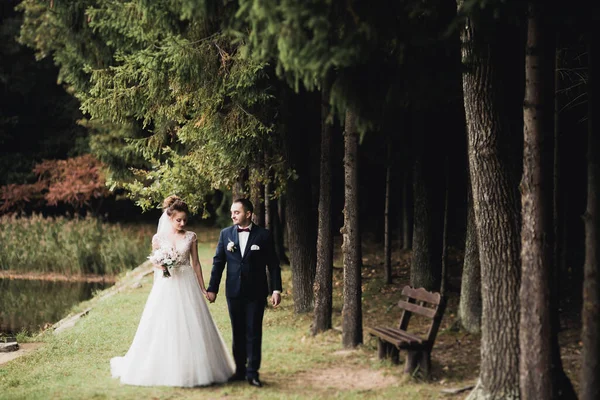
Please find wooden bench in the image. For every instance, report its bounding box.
[366,286,446,378]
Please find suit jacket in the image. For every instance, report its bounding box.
[208,224,282,299]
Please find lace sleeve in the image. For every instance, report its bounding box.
[152,234,160,250]
[189,231,197,242]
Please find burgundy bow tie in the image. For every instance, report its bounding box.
[237,227,250,232]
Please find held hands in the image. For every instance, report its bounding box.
[205,291,216,303]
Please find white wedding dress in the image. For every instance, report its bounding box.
[110,231,235,387]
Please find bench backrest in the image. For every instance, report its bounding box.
[397,286,446,348]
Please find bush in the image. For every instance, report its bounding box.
[0,215,153,275]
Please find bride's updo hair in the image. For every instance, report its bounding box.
[163,195,189,215]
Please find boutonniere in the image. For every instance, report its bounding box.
[227,240,236,252]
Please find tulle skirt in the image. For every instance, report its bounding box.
[110,266,235,387]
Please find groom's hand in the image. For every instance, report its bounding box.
[206,291,217,303]
[271,292,281,307]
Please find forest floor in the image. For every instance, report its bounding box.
[358,239,583,394]
[0,230,583,399]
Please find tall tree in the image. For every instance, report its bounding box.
[18,0,283,214]
[519,3,554,397]
[342,109,362,348]
[581,22,600,400]
[458,2,524,399]
[410,115,445,291]
[408,0,459,292]
[401,167,413,250]
[312,74,335,334]
[281,87,319,313]
[384,141,393,284]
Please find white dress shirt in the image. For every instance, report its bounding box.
[238,223,251,257]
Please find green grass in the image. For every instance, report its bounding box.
[0,215,154,275]
[0,237,456,400]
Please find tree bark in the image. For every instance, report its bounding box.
[265,179,288,264]
[272,196,289,265]
[342,108,362,348]
[265,180,272,231]
[313,76,334,335]
[282,88,318,313]
[250,170,265,226]
[519,4,554,397]
[276,196,289,263]
[550,31,578,400]
[553,44,563,323]
[581,27,600,400]
[402,167,412,250]
[232,171,247,200]
[459,180,482,334]
[459,3,523,399]
[410,113,444,292]
[440,155,450,296]
[384,142,393,285]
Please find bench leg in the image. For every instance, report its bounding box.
[389,346,400,365]
[377,339,389,360]
[404,349,432,379]
[377,340,400,364]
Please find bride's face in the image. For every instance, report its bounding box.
[169,211,188,232]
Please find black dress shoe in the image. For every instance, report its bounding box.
[228,373,245,382]
[247,377,263,387]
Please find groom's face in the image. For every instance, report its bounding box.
[231,202,251,227]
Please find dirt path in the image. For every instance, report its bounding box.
[0,343,43,366]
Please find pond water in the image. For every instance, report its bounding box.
[0,278,112,336]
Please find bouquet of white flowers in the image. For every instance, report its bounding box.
[148,247,179,278]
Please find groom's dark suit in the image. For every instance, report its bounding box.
[208,223,282,380]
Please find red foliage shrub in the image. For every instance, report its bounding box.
[0,154,110,214]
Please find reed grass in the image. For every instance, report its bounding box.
[0,215,154,275]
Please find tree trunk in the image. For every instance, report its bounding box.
[410,114,444,292]
[342,108,362,348]
[550,32,578,400]
[519,4,554,397]
[250,171,265,226]
[265,180,272,231]
[265,179,288,264]
[232,170,248,200]
[285,180,317,313]
[313,76,334,335]
[581,28,600,400]
[440,155,450,296]
[276,196,289,264]
[282,88,318,314]
[271,196,289,265]
[384,142,393,284]
[553,44,563,323]
[402,167,412,250]
[459,180,482,334]
[459,3,523,399]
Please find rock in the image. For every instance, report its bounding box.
[0,342,19,353]
[53,308,92,335]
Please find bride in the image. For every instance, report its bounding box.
[110,195,235,387]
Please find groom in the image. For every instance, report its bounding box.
[206,198,282,388]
